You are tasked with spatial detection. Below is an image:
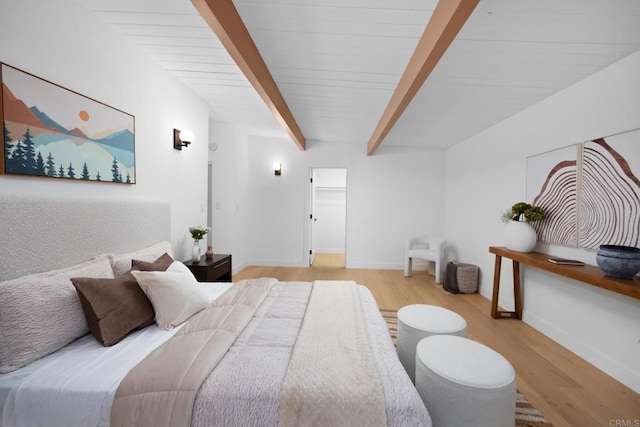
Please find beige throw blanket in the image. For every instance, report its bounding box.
[278,280,388,426]
[113,279,391,426]
[110,277,276,427]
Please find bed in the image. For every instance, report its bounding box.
[0,195,431,426]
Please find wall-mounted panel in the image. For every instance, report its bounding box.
[527,128,640,250]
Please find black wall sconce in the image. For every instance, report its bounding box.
[273,163,282,176]
[174,128,194,150]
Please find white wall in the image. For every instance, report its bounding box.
[0,0,209,260]
[313,168,347,254]
[444,50,640,392]
[314,168,347,188]
[208,120,251,272]
[210,131,445,269]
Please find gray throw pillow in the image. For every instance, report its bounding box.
[0,254,114,373]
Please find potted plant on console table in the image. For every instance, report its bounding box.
[501,202,546,253]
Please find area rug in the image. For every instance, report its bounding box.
[380,310,553,427]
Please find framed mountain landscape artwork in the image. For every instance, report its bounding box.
[1,63,135,183]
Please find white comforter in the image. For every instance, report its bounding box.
[190,282,429,427]
[1,281,430,427]
[0,283,234,427]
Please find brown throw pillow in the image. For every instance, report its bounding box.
[71,273,155,346]
[131,252,174,272]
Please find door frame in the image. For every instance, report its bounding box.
[308,169,316,266]
[305,167,348,267]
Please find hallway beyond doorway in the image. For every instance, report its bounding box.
[311,252,345,268]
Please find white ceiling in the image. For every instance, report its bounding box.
[79,0,640,152]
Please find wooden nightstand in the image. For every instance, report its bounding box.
[184,253,232,282]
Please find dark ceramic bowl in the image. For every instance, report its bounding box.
[596,245,640,279]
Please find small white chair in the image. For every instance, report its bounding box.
[404,235,445,283]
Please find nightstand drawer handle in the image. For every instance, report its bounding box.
[214,260,230,268]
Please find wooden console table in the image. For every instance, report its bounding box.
[489,246,640,319]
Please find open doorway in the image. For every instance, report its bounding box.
[309,168,347,268]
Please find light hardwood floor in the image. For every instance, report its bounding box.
[311,253,345,268]
[234,265,640,427]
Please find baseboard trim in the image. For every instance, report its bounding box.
[524,310,640,393]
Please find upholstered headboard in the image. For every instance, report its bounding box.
[0,194,171,280]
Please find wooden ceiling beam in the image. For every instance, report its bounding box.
[366,0,479,156]
[191,0,306,150]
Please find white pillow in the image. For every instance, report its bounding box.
[0,254,115,373]
[131,261,210,330]
[112,241,173,277]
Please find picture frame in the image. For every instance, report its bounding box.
[526,144,579,247]
[1,63,135,183]
[527,128,640,250]
[579,131,640,249]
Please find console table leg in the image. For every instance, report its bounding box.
[513,260,522,319]
[491,255,502,319]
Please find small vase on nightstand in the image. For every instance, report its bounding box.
[205,245,214,260]
[192,240,201,262]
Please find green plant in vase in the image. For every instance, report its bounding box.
[502,202,545,224]
[189,226,210,241]
[189,226,210,262]
[501,202,545,252]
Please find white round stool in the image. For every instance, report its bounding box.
[415,335,516,427]
[397,304,467,382]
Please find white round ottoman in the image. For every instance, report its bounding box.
[397,304,467,382]
[415,335,516,427]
